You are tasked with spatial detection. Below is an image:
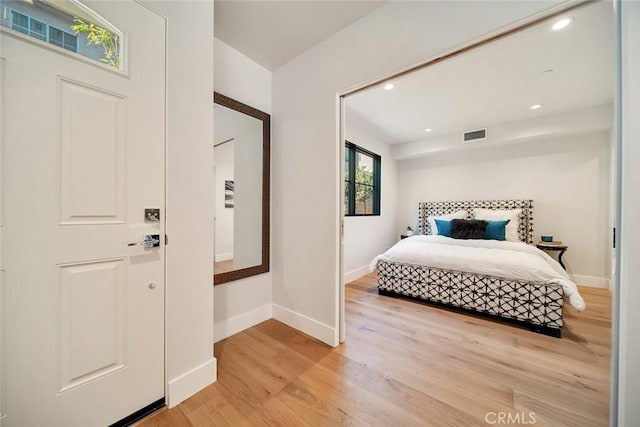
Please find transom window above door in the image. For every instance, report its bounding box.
[0,0,122,68]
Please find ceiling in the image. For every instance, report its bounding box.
[214,0,386,70]
[346,1,614,147]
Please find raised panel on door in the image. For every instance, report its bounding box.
[58,258,126,392]
[59,78,126,225]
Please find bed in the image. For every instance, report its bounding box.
[370,200,585,337]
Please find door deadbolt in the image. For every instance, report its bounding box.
[145,208,160,222]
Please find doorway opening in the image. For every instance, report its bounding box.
[338,2,616,425]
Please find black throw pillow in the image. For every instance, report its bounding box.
[450,219,488,240]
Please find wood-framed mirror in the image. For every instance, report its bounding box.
[213,92,270,285]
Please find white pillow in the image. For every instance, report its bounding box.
[473,208,522,242]
[427,210,467,235]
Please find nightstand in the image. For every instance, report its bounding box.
[536,242,568,270]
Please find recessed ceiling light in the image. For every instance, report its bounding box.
[424,128,432,132]
[552,17,573,31]
[383,83,395,90]
[530,104,543,110]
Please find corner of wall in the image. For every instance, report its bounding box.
[272,304,338,347]
[343,119,398,283]
[569,274,611,289]
[214,303,272,343]
[213,38,273,343]
[149,0,216,406]
[344,265,371,284]
[167,357,217,408]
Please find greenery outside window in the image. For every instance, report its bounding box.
[1,2,120,68]
[345,141,381,216]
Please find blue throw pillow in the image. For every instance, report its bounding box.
[434,219,453,237]
[485,220,511,241]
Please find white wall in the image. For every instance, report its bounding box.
[146,0,216,408]
[272,0,567,346]
[0,51,4,422]
[213,138,234,260]
[233,111,263,269]
[618,1,640,425]
[213,38,272,342]
[396,131,611,287]
[343,117,397,282]
[215,38,270,114]
[393,104,612,160]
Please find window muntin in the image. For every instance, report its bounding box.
[345,141,381,216]
[11,10,28,34]
[48,26,77,52]
[48,26,63,45]
[30,18,46,41]
[62,28,77,51]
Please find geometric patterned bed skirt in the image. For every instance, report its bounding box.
[377,260,564,337]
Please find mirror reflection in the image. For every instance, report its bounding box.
[213,93,269,284]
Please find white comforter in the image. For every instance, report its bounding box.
[370,235,585,311]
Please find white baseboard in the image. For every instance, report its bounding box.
[344,265,370,284]
[272,303,337,347]
[570,274,611,289]
[167,357,217,408]
[215,252,233,262]
[214,303,272,343]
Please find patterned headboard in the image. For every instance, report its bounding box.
[417,199,534,244]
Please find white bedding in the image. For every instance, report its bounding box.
[370,235,585,311]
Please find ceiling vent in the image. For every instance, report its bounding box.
[463,128,487,143]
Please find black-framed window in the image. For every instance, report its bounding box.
[345,141,381,216]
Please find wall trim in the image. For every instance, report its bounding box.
[272,304,337,347]
[167,357,217,408]
[214,303,272,343]
[344,265,370,284]
[570,274,611,289]
[215,252,233,262]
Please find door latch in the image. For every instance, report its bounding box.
[128,234,161,248]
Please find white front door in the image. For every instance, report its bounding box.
[1,2,166,425]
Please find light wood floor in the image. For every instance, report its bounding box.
[137,273,611,426]
[214,259,235,274]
